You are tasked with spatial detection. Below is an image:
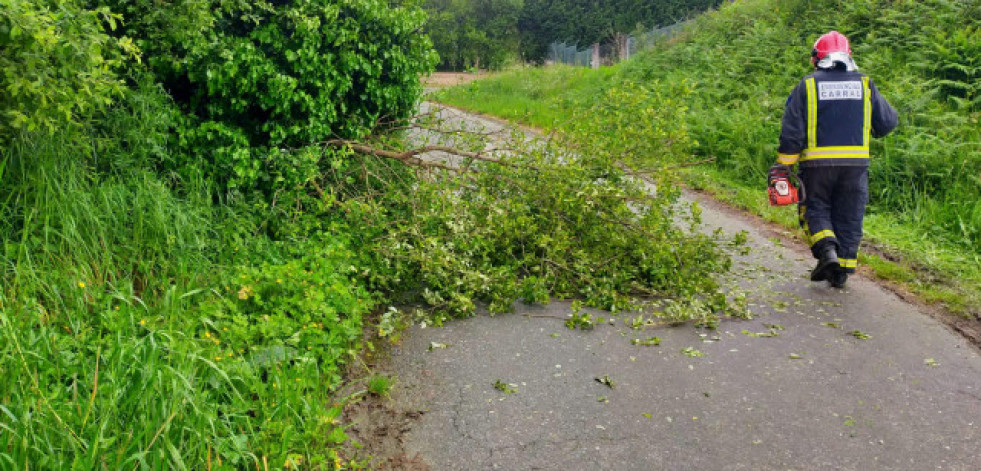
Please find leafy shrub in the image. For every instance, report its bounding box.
[120,0,441,199]
[0,0,138,139]
[203,236,375,388]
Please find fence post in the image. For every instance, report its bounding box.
[591,43,600,69]
[617,33,629,61]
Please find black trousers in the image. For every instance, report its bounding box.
[797,166,869,274]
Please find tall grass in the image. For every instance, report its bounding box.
[0,107,370,468]
[434,65,617,129]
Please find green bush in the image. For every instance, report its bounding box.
[0,0,138,139]
[130,0,440,199]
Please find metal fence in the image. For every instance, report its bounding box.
[547,42,594,67]
[547,22,688,68]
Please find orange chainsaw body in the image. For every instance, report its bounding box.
[768,177,800,206]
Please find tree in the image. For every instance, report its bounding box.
[518,0,727,63]
[423,0,523,70]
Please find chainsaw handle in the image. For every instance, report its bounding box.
[790,173,806,203]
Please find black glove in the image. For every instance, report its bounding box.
[768,163,791,184]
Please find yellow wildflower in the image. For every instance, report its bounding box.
[78,282,86,288]
[139,319,146,326]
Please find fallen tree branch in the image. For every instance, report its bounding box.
[327,140,463,172]
[326,139,532,171]
[624,157,717,176]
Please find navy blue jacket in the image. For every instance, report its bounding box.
[777,68,898,167]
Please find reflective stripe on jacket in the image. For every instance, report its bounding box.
[777,69,897,167]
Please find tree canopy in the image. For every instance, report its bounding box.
[519,0,726,60]
[421,0,726,68]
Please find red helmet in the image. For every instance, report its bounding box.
[811,31,852,67]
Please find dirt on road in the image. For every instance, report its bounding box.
[422,72,489,89]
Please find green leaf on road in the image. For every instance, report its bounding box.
[631,336,661,346]
[595,375,615,389]
[681,347,705,357]
[849,330,871,340]
[493,380,517,394]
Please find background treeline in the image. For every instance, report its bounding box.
[423,0,726,69]
[435,0,981,312]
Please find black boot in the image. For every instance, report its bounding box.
[810,245,840,282]
[830,267,849,289]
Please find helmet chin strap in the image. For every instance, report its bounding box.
[816,52,858,71]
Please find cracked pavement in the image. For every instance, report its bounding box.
[382,106,981,470]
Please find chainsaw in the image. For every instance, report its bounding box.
[767,169,805,206]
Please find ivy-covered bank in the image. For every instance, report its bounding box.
[0,0,732,468]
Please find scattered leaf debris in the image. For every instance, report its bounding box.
[681,347,705,358]
[493,380,517,394]
[631,336,661,346]
[849,330,871,340]
[742,329,780,338]
[595,375,616,389]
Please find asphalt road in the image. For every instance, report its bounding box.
[376,105,981,470]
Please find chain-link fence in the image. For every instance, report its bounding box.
[547,42,594,67]
[547,22,688,67]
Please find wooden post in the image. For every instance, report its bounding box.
[617,33,629,62]
[591,43,600,69]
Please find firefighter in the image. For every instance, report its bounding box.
[769,31,898,288]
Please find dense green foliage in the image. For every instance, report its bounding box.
[0,0,418,468]
[436,0,981,313]
[423,0,522,70]
[0,0,735,468]
[519,0,725,60]
[104,0,437,197]
[0,0,137,139]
